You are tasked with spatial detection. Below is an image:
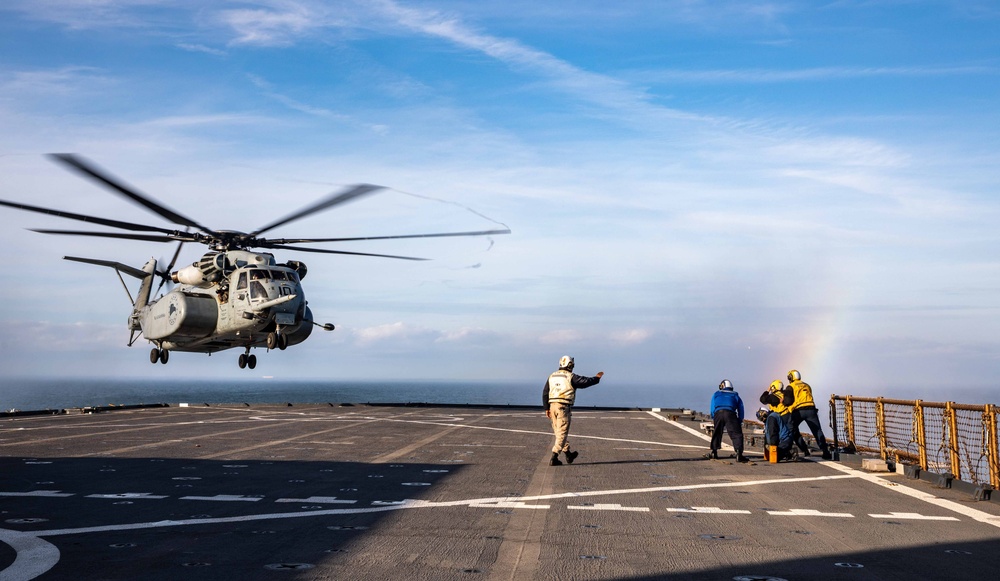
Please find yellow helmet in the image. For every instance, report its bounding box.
[769,380,783,392]
[787,369,801,382]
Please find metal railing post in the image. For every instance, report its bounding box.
[845,396,855,450]
[986,404,999,489]
[946,401,962,480]
[914,400,927,472]
[876,398,888,460]
[830,395,840,461]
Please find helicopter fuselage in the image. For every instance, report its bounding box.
[138,250,313,357]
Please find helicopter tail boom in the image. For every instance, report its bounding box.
[134,258,157,311]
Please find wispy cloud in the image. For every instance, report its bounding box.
[637,65,999,84]
[219,4,319,46]
[177,43,227,57]
[0,66,114,96]
[245,73,391,133]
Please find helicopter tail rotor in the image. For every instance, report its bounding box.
[154,240,185,296]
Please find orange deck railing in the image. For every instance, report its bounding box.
[830,395,1000,488]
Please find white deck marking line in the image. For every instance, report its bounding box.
[869,512,960,521]
[766,508,854,518]
[820,461,1000,529]
[26,473,857,538]
[468,501,550,509]
[86,493,168,500]
[178,495,262,502]
[568,504,649,512]
[275,497,356,504]
[667,506,751,514]
[0,491,73,498]
[646,411,733,450]
[370,417,704,449]
[0,528,60,581]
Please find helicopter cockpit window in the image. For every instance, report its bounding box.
[250,280,267,300]
[236,272,248,290]
[250,269,269,281]
[271,270,288,281]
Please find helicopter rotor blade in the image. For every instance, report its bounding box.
[248,184,385,238]
[261,227,512,245]
[29,229,196,244]
[265,243,428,261]
[0,199,178,234]
[48,154,214,234]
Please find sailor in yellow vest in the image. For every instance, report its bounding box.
[785,369,832,460]
[543,355,604,466]
[759,380,789,414]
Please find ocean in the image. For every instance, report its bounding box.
[0,378,707,413]
[2,377,996,416]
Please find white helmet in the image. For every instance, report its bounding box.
[719,379,734,390]
[559,355,575,370]
[787,369,801,382]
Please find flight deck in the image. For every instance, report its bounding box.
[2,403,999,580]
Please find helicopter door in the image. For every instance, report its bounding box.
[234,271,249,302]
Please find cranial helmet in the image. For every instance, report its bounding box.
[719,379,734,391]
[559,355,575,370]
[756,407,769,422]
[787,369,801,382]
[769,380,783,392]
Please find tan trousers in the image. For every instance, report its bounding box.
[549,402,572,453]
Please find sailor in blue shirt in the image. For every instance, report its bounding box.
[707,380,747,462]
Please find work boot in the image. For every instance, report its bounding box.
[565,450,579,464]
[821,448,833,460]
[736,454,749,463]
[549,453,563,466]
[802,449,811,457]
[704,450,718,460]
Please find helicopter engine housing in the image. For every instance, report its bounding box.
[172,252,227,288]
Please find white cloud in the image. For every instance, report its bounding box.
[177,43,227,57]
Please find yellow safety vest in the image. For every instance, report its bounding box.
[789,380,816,411]
[769,392,789,415]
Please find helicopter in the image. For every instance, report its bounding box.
[0,154,509,369]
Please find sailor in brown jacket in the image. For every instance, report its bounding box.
[543,355,604,466]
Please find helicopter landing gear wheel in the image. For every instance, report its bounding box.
[247,354,257,369]
[278,332,288,350]
[267,332,278,350]
[238,353,247,369]
[150,348,160,364]
[159,349,169,364]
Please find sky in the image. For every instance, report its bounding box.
[1,1,999,406]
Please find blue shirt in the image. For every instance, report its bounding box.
[710,390,744,420]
